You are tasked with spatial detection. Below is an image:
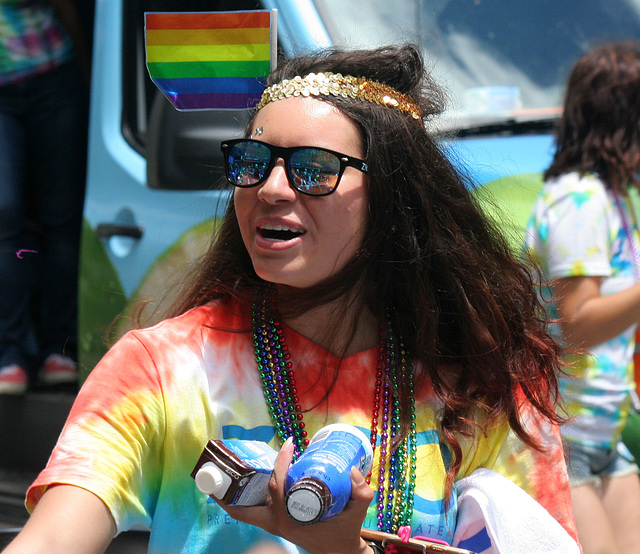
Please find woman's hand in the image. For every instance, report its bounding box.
[216,438,375,554]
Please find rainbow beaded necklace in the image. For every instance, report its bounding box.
[252,289,417,533]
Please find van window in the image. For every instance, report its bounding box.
[121,0,264,157]
[316,0,640,124]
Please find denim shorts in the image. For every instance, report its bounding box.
[565,440,639,487]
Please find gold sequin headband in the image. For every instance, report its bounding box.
[256,72,422,120]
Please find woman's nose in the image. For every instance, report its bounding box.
[256,159,297,203]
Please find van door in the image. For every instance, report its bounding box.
[79,0,330,377]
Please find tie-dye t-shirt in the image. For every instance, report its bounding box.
[26,298,577,553]
[0,0,74,85]
[524,172,637,448]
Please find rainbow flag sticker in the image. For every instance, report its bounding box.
[145,10,276,111]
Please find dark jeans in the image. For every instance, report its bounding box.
[0,61,89,374]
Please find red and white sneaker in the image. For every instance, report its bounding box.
[40,354,77,386]
[0,364,29,395]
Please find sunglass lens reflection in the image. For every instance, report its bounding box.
[289,149,340,194]
[228,142,270,186]
[227,141,342,195]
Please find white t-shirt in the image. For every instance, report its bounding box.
[525,172,637,448]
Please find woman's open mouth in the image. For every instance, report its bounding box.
[258,224,305,242]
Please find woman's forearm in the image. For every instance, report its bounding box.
[556,277,640,349]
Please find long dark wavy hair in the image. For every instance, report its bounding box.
[168,44,563,495]
[545,41,640,191]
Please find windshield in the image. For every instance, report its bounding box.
[315,0,640,124]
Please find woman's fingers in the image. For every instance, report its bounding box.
[215,442,373,554]
[213,437,295,536]
[350,466,375,505]
[338,467,374,524]
[268,437,295,506]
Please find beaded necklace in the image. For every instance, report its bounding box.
[252,289,417,533]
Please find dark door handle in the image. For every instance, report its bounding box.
[96,223,144,240]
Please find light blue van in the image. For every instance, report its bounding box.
[1,0,639,548]
[80,0,640,378]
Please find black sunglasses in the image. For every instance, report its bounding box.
[221,139,368,197]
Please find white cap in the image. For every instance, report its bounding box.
[194,462,228,498]
[286,486,323,523]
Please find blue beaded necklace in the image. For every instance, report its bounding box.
[251,288,417,532]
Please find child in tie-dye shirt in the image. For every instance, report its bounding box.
[526,172,637,449]
[524,41,640,554]
[7,44,578,554]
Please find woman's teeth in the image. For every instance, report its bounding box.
[259,224,304,241]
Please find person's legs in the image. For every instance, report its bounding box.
[565,440,622,553]
[571,483,620,554]
[600,442,640,553]
[25,62,89,372]
[0,81,36,378]
[601,473,640,552]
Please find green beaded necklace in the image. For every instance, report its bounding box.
[252,289,417,533]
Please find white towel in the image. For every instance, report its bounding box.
[452,468,581,554]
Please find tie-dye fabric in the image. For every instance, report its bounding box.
[26,298,577,552]
[524,172,637,449]
[0,0,74,85]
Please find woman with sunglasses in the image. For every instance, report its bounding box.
[6,44,578,554]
